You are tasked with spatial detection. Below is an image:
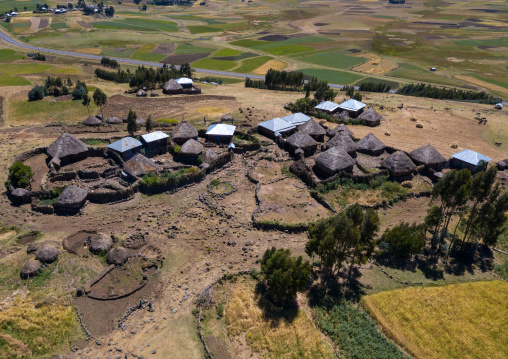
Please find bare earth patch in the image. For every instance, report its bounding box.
[151,43,175,55]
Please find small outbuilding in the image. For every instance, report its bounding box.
[338,99,366,117]
[107,137,143,160]
[314,146,355,176]
[381,151,416,177]
[54,185,88,212]
[206,123,236,143]
[315,101,339,114]
[136,116,146,126]
[172,119,198,145]
[83,115,101,127]
[176,77,193,89]
[358,107,382,127]
[281,112,311,126]
[47,133,88,166]
[326,133,357,155]
[163,79,183,94]
[220,113,234,123]
[136,89,147,97]
[181,139,204,158]
[258,118,295,137]
[327,123,353,138]
[286,131,317,156]
[356,133,386,155]
[35,245,59,264]
[451,149,492,171]
[409,144,447,171]
[298,118,326,142]
[141,131,169,155]
[124,154,158,178]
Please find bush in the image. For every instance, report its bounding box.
[28,85,46,101]
[173,145,181,155]
[71,86,87,100]
[216,303,224,318]
[6,161,33,189]
[380,222,426,258]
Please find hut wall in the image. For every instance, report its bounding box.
[314,163,353,178]
[162,88,183,95]
[12,147,47,165]
[451,158,475,171]
[309,134,325,142]
[365,119,380,127]
[143,139,168,156]
[258,126,275,138]
[206,134,233,144]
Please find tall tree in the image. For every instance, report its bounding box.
[82,93,91,115]
[470,185,508,246]
[145,115,153,132]
[381,222,426,259]
[127,109,139,136]
[93,88,107,119]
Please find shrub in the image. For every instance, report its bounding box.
[216,303,224,318]
[173,145,181,155]
[71,86,87,100]
[6,161,33,189]
[380,222,426,258]
[28,85,46,101]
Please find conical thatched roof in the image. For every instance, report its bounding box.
[315,146,355,174]
[136,116,145,126]
[136,89,147,97]
[298,118,326,137]
[83,115,101,126]
[163,79,183,91]
[150,91,159,97]
[181,139,204,156]
[106,116,122,124]
[287,131,317,150]
[221,113,234,122]
[172,120,198,144]
[54,186,88,210]
[47,133,88,161]
[20,259,42,278]
[107,247,130,265]
[326,133,357,154]
[89,233,113,253]
[358,107,382,125]
[11,188,31,203]
[409,144,446,166]
[328,124,353,138]
[356,133,386,155]
[382,151,416,175]
[35,245,59,263]
[202,149,219,163]
[124,154,158,177]
[333,110,350,120]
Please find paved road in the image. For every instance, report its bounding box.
[0,29,352,88]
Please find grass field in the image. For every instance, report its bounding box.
[0,49,23,62]
[301,68,363,85]
[390,64,462,87]
[362,281,508,359]
[92,18,177,32]
[230,39,267,48]
[299,50,367,69]
[50,22,68,30]
[263,45,315,56]
[213,49,242,57]
[10,98,96,125]
[192,58,236,71]
[235,56,272,73]
[0,63,53,75]
[0,75,31,86]
[131,44,165,62]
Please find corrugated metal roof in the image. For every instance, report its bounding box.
[315,101,339,112]
[338,99,366,111]
[206,124,236,136]
[107,137,142,152]
[258,118,295,133]
[281,113,311,125]
[451,149,492,165]
[141,131,169,143]
[176,77,193,85]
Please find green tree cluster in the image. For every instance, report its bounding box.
[380,222,426,258]
[6,161,33,189]
[396,83,501,104]
[127,109,139,136]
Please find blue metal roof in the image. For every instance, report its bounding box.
[258,118,295,133]
[338,99,366,111]
[141,131,169,143]
[281,113,311,126]
[315,101,339,112]
[451,149,492,166]
[107,137,142,152]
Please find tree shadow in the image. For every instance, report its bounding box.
[415,256,445,280]
[375,254,418,272]
[254,282,298,327]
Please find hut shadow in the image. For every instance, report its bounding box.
[254,282,298,327]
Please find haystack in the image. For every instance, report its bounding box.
[326,133,357,155]
[327,123,353,138]
[221,113,234,122]
[172,119,198,145]
[106,116,122,124]
[298,118,326,142]
[315,146,355,176]
[358,107,382,127]
[162,79,183,94]
[107,247,130,265]
[136,89,147,97]
[409,144,447,170]
[89,233,113,253]
[83,115,101,126]
[124,154,158,177]
[382,151,416,176]
[356,133,386,155]
[181,139,204,157]
[47,133,88,164]
[20,259,42,278]
[35,245,59,263]
[54,186,88,210]
[286,131,317,155]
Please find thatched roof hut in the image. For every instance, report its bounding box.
[327,124,353,138]
[35,245,59,263]
[124,154,158,177]
[409,144,446,170]
[47,133,88,165]
[326,133,357,155]
[333,111,350,121]
[83,115,101,126]
[163,79,183,94]
[287,131,317,155]
[298,118,326,142]
[150,91,159,97]
[136,116,145,126]
[358,107,382,127]
[356,133,386,155]
[11,188,31,203]
[106,116,122,124]
[89,233,113,253]
[202,149,219,163]
[54,185,88,211]
[136,89,147,97]
[181,139,204,157]
[382,151,416,177]
[315,146,355,176]
[172,119,198,145]
[20,259,42,278]
[107,247,130,265]
[221,113,234,122]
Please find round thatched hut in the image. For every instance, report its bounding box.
[172,119,198,145]
[314,146,356,176]
[326,133,357,155]
[327,123,353,138]
[47,133,88,166]
[10,188,31,203]
[54,186,88,212]
[35,245,59,263]
[106,116,122,124]
[181,139,204,158]
[136,116,146,126]
[150,91,159,97]
[20,259,42,278]
[286,131,317,156]
[297,118,326,142]
[409,144,447,171]
[163,79,184,94]
[136,89,147,97]
[83,115,101,126]
[381,151,416,177]
[358,107,382,127]
[124,154,158,178]
[89,233,113,253]
[107,247,130,265]
[221,113,234,123]
[356,133,386,155]
[333,111,350,121]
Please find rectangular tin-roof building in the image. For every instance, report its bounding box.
[281,112,311,126]
[258,118,295,137]
[315,101,340,114]
[108,137,143,160]
[451,149,491,171]
[338,99,366,117]
[141,131,169,156]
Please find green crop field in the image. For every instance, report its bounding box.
[192,58,237,71]
[0,75,31,86]
[390,64,462,87]
[299,50,367,69]
[131,53,165,62]
[50,22,68,30]
[102,47,137,59]
[301,68,363,85]
[186,25,223,34]
[262,45,314,56]
[235,56,272,73]
[212,49,242,57]
[230,39,268,48]
[0,49,23,62]
[117,18,178,32]
[92,21,154,31]
[0,63,53,75]
[454,38,508,47]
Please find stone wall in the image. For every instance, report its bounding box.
[12,147,47,164]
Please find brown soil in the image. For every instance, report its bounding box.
[205,336,232,359]
[378,197,431,232]
[51,94,72,102]
[22,153,49,191]
[64,231,96,255]
[77,21,92,29]
[88,260,142,298]
[39,18,49,29]
[258,34,289,41]
[0,96,3,126]
[17,235,38,245]
[151,43,176,55]
[160,53,210,64]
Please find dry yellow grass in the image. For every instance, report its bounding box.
[352,53,398,75]
[76,48,102,55]
[253,60,287,75]
[362,281,508,359]
[455,75,508,98]
[225,282,334,359]
[195,106,227,116]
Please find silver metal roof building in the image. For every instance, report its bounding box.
[176,77,193,85]
[451,150,491,166]
[107,137,142,153]
[141,131,169,143]
[206,123,236,136]
[258,118,295,134]
[315,101,339,112]
[338,99,366,112]
[281,112,311,126]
